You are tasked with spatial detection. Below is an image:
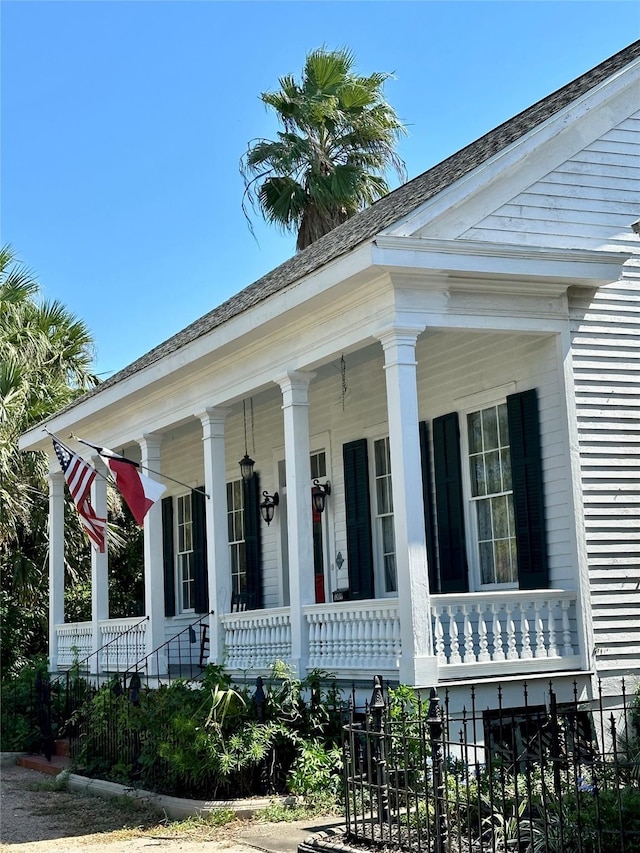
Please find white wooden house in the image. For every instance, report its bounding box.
[19,41,640,708]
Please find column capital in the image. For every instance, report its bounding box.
[376,323,426,350]
[198,407,231,440]
[198,406,231,425]
[137,433,162,458]
[275,370,316,406]
[48,468,65,493]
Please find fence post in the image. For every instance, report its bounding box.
[428,686,448,853]
[370,675,389,825]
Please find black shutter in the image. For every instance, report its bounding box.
[419,421,439,593]
[507,389,549,589]
[433,412,469,593]
[192,488,209,613]
[343,439,374,600]
[243,472,262,609]
[162,496,176,617]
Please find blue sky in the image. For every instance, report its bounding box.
[3,1,639,378]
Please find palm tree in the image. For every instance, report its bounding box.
[241,47,407,251]
[0,246,99,673]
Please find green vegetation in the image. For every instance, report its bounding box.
[71,662,345,807]
[241,47,406,250]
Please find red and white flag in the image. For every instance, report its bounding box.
[96,446,166,526]
[51,436,106,552]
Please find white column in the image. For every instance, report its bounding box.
[48,469,65,673]
[378,325,437,687]
[90,455,109,672]
[138,433,167,674]
[276,370,315,678]
[199,407,231,665]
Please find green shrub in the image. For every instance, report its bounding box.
[70,662,345,805]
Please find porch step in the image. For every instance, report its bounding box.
[17,739,71,776]
[17,753,69,776]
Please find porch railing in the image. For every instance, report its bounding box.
[431,589,580,677]
[56,622,93,668]
[55,617,148,672]
[221,607,292,671]
[304,601,401,674]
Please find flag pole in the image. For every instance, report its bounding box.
[70,434,209,498]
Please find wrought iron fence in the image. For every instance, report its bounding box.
[343,677,640,853]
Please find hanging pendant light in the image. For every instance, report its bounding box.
[239,399,255,481]
[239,453,255,482]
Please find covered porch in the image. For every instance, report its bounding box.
[21,238,612,690]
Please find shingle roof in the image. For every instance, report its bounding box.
[79,40,640,405]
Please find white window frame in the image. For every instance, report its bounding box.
[226,478,246,597]
[176,492,195,613]
[368,431,397,599]
[459,385,518,592]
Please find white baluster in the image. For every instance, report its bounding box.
[562,600,573,656]
[477,605,491,662]
[463,606,476,663]
[547,601,559,657]
[433,607,446,664]
[492,606,505,662]
[337,613,347,663]
[534,602,547,658]
[520,609,533,660]
[506,604,519,661]
[448,606,461,664]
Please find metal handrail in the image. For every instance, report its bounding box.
[70,615,149,675]
[121,611,214,686]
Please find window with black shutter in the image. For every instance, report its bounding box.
[343,439,374,600]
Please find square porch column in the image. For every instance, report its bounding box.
[199,407,231,664]
[276,370,315,678]
[138,433,167,675]
[90,455,109,672]
[48,469,65,673]
[378,325,438,687]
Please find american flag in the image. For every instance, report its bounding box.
[51,436,106,552]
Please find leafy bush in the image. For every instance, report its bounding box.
[71,662,345,804]
[1,658,52,751]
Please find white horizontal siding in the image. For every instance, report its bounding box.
[464,111,640,252]
[569,273,640,681]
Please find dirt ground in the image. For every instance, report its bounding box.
[0,764,339,853]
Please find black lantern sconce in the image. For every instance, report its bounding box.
[239,453,255,482]
[260,491,279,525]
[312,479,331,515]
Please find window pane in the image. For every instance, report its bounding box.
[482,406,498,450]
[507,495,515,537]
[485,450,501,494]
[382,516,395,554]
[501,448,512,491]
[495,539,514,584]
[477,498,492,541]
[384,555,397,593]
[374,438,389,475]
[498,403,509,446]
[310,451,326,480]
[469,454,486,497]
[468,411,483,454]
[479,542,494,585]
[492,496,508,539]
[377,477,391,514]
